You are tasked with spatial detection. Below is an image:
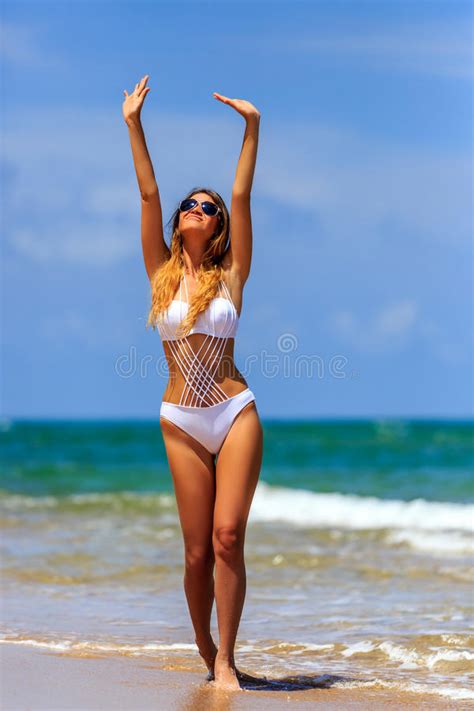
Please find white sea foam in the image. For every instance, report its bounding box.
[341,639,474,671]
[331,676,474,702]
[385,529,474,555]
[0,637,199,654]
[0,489,175,511]
[249,481,474,534]
[2,636,472,700]
[341,640,377,657]
[1,485,472,546]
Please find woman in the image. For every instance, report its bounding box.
[123,75,263,691]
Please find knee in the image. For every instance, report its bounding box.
[184,543,214,572]
[213,524,244,561]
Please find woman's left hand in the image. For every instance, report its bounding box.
[212,93,260,121]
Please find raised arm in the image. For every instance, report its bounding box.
[213,93,261,284]
[123,75,170,281]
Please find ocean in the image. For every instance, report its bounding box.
[1,418,473,703]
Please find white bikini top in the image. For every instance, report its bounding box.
[157,273,239,342]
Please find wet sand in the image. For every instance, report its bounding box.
[0,643,468,710]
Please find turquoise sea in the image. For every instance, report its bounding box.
[1,418,473,702]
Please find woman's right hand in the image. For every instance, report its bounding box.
[123,75,151,125]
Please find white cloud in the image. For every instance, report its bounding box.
[2,105,471,270]
[433,341,470,366]
[40,309,137,350]
[2,108,235,265]
[331,299,419,353]
[251,20,473,79]
[331,300,470,364]
[0,20,63,68]
[417,318,471,366]
[84,182,139,218]
[11,223,135,266]
[258,122,471,248]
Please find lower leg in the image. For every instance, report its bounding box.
[183,551,218,668]
[213,535,247,665]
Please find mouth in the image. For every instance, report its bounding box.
[186,214,202,221]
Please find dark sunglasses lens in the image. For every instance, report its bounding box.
[201,202,218,216]
[180,199,197,212]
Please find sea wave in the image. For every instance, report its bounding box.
[249,481,474,534]
[1,483,473,537]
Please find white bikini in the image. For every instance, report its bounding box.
[158,273,256,455]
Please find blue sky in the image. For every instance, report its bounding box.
[2,0,472,419]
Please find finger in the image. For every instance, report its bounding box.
[136,87,151,104]
[138,75,150,95]
[213,92,229,103]
[123,90,129,97]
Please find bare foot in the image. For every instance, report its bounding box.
[213,654,241,691]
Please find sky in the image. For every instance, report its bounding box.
[1,0,473,420]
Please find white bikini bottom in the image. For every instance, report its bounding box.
[160,388,256,455]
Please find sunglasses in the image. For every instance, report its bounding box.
[179,198,220,218]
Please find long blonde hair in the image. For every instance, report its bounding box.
[146,187,230,338]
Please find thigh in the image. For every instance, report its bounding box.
[160,418,216,553]
[214,402,263,530]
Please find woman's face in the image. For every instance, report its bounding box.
[178,192,220,242]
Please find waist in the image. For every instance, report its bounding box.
[160,333,247,406]
[162,372,249,406]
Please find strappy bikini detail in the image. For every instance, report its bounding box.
[158,275,240,407]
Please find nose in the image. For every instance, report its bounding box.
[186,205,203,220]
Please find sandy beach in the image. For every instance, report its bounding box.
[1,643,469,710]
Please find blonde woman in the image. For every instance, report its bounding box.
[123,75,263,691]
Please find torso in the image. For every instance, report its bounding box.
[161,268,249,406]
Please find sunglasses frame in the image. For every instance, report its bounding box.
[179,198,221,218]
